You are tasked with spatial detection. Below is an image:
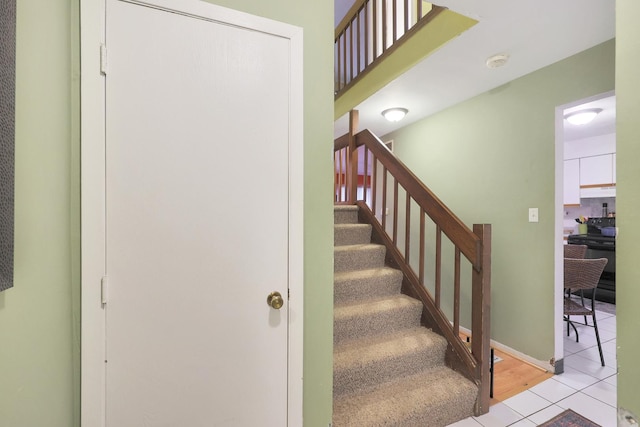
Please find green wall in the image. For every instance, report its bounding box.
[0,0,333,426]
[0,1,80,426]
[385,40,615,362]
[615,0,640,418]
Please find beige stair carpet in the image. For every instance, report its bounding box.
[333,205,477,427]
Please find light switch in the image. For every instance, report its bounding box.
[528,208,539,223]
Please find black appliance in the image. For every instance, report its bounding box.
[567,217,616,303]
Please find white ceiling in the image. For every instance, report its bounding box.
[333,0,616,140]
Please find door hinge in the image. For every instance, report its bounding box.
[100,44,107,75]
[101,276,108,305]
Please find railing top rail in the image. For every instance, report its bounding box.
[334,133,350,151]
[336,130,481,267]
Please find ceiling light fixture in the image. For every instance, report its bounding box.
[564,108,603,125]
[382,107,408,122]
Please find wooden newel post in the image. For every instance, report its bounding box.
[472,223,491,415]
[348,110,359,203]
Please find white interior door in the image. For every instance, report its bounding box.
[100,1,302,425]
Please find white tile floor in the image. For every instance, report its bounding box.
[448,306,617,427]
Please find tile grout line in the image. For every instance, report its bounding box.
[579,377,618,409]
[453,309,616,427]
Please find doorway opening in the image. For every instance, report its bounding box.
[554,90,616,371]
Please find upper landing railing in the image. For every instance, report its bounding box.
[334,0,444,97]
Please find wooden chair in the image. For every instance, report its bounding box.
[564,244,588,323]
[563,257,608,366]
[564,244,587,259]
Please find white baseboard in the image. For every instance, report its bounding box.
[458,326,557,373]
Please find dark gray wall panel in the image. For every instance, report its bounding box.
[0,0,15,291]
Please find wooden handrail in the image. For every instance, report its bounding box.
[356,130,481,268]
[334,125,492,415]
[334,133,349,151]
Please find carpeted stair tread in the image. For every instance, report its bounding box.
[332,205,478,425]
[334,267,403,305]
[334,295,422,345]
[334,244,386,272]
[334,327,448,397]
[334,223,373,246]
[332,366,477,427]
[334,205,359,224]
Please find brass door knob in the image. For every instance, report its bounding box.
[267,291,284,309]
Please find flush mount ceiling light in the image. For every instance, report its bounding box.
[486,53,510,69]
[564,108,603,125]
[382,107,408,122]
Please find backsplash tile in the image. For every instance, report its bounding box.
[563,197,615,237]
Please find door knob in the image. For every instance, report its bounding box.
[267,291,284,309]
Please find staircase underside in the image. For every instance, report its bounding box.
[334,9,478,120]
[333,205,477,426]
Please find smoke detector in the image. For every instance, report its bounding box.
[486,53,510,69]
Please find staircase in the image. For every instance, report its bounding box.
[333,205,478,427]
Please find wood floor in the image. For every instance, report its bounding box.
[489,347,553,405]
[457,332,553,404]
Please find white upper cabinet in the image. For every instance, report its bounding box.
[579,154,615,198]
[580,154,615,186]
[613,153,616,184]
[564,132,616,199]
[563,159,580,205]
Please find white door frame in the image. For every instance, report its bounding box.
[79,1,304,425]
[553,90,615,370]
